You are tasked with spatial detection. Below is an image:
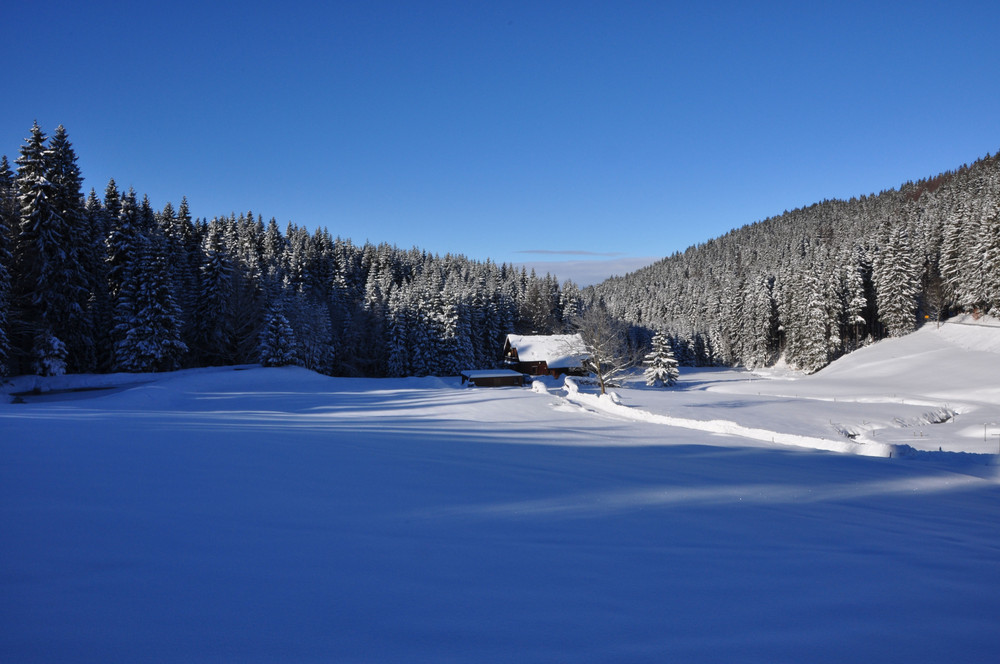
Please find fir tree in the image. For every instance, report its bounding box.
[644,331,679,387]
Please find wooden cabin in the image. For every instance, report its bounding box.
[460,369,527,387]
[502,334,589,378]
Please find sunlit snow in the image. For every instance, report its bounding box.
[2,318,999,662]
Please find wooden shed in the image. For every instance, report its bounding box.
[460,369,528,387]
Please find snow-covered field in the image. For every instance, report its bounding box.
[2,319,999,662]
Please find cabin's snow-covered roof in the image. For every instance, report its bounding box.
[505,334,589,368]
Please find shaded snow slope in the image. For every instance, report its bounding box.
[2,364,1000,663]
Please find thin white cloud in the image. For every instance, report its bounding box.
[514,256,659,287]
[517,249,625,257]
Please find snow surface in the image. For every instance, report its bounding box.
[2,319,1000,662]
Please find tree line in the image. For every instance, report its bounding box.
[0,123,583,378]
[586,151,1000,372]
[3,122,997,380]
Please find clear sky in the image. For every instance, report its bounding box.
[4,0,999,285]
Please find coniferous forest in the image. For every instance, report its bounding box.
[0,122,998,379]
[588,151,1000,372]
[0,123,581,379]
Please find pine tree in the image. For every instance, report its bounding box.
[644,331,679,387]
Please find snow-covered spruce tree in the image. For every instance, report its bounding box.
[108,190,147,372]
[982,200,1000,313]
[742,274,778,368]
[0,156,14,375]
[224,213,270,364]
[106,187,139,304]
[437,289,475,376]
[12,122,81,375]
[672,335,695,367]
[45,125,94,371]
[410,274,444,376]
[112,234,187,373]
[559,279,583,330]
[31,328,67,377]
[841,250,870,350]
[258,301,299,367]
[787,269,829,373]
[518,270,559,334]
[82,189,111,369]
[294,294,334,373]
[11,122,54,364]
[644,331,679,387]
[873,226,919,337]
[386,287,412,377]
[193,220,234,365]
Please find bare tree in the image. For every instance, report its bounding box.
[569,305,641,394]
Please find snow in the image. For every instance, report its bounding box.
[2,319,1000,662]
[505,333,588,368]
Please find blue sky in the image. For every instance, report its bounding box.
[4,1,999,285]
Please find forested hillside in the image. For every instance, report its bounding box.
[588,152,1000,372]
[3,122,998,379]
[0,123,580,378]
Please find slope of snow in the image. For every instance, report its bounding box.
[2,323,1000,662]
[609,317,1000,456]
